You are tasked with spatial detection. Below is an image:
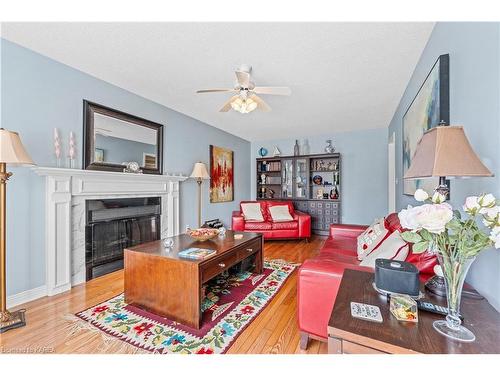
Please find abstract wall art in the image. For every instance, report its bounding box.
[403,54,450,195]
[210,145,234,203]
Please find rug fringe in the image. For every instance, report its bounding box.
[266,258,301,267]
[62,314,149,354]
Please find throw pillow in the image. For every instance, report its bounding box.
[268,205,294,222]
[357,218,391,260]
[359,230,409,268]
[241,203,264,222]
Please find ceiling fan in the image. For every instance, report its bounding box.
[196,64,291,114]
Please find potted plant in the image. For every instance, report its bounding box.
[399,189,499,342]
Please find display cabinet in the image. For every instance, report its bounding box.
[256,153,341,235]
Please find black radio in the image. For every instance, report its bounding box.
[374,259,420,298]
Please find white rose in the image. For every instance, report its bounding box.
[483,206,499,220]
[398,205,421,231]
[489,226,500,249]
[432,191,446,204]
[463,196,480,215]
[416,203,453,234]
[414,189,429,202]
[479,193,496,208]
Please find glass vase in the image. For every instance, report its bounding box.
[433,252,476,342]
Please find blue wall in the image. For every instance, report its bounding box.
[1,39,251,296]
[387,22,500,310]
[251,128,389,225]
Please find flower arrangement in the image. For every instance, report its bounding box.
[399,190,500,254]
[398,189,500,342]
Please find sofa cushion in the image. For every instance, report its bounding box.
[241,202,265,222]
[359,230,409,268]
[266,200,295,216]
[268,205,294,222]
[244,221,272,231]
[321,237,359,257]
[356,218,390,260]
[271,221,299,230]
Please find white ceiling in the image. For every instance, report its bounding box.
[1,22,434,141]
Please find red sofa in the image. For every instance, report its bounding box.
[297,213,437,349]
[232,200,311,240]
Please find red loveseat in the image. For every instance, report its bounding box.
[231,200,311,240]
[297,213,437,350]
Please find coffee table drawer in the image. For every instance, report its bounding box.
[201,251,239,283]
[237,239,261,261]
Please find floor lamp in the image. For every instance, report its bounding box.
[190,162,210,228]
[0,129,35,333]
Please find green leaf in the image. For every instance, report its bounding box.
[446,218,462,232]
[400,231,422,243]
[453,210,462,220]
[419,229,432,241]
[412,241,429,254]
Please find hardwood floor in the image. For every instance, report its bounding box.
[0,236,327,354]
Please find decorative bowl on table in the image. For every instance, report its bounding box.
[186,227,219,242]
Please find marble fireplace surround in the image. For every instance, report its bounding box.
[33,167,187,296]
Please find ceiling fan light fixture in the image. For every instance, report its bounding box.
[231,97,257,114]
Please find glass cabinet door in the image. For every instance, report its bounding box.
[281,159,293,199]
[295,158,308,199]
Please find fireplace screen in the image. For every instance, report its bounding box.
[85,197,161,280]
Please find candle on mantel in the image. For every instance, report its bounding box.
[68,131,76,168]
[54,128,61,167]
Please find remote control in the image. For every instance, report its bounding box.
[417,300,464,321]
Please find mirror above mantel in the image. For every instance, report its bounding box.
[83,101,164,174]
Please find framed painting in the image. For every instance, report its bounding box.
[403,54,450,195]
[210,145,234,203]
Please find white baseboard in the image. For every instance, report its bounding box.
[7,285,47,309]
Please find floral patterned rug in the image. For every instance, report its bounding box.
[73,259,297,354]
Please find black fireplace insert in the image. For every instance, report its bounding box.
[85,197,161,280]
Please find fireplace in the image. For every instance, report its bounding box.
[85,197,161,280]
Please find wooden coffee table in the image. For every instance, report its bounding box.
[328,269,500,354]
[124,231,263,329]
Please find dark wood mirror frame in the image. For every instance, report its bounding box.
[83,100,164,175]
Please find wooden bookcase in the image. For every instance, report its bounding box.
[256,153,341,235]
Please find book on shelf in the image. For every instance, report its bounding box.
[260,161,281,172]
[178,248,217,260]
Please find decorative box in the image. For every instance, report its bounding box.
[390,294,418,322]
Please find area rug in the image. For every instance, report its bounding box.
[72,259,297,354]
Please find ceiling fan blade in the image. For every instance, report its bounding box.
[219,95,239,112]
[196,88,236,94]
[252,86,291,96]
[250,94,271,112]
[235,70,250,87]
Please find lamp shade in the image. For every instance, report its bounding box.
[404,126,492,179]
[0,128,35,165]
[190,162,210,179]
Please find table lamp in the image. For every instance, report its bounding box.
[404,125,493,196]
[0,128,35,333]
[404,125,493,296]
[190,162,210,228]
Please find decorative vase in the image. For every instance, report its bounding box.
[301,139,310,155]
[433,251,476,342]
[294,140,300,156]
[324,139,334,154]
[259,147,268,157]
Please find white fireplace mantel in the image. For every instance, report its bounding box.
[33,167,188,296]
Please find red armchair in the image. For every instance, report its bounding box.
[231,200,311,240]
[297,213,437,350]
